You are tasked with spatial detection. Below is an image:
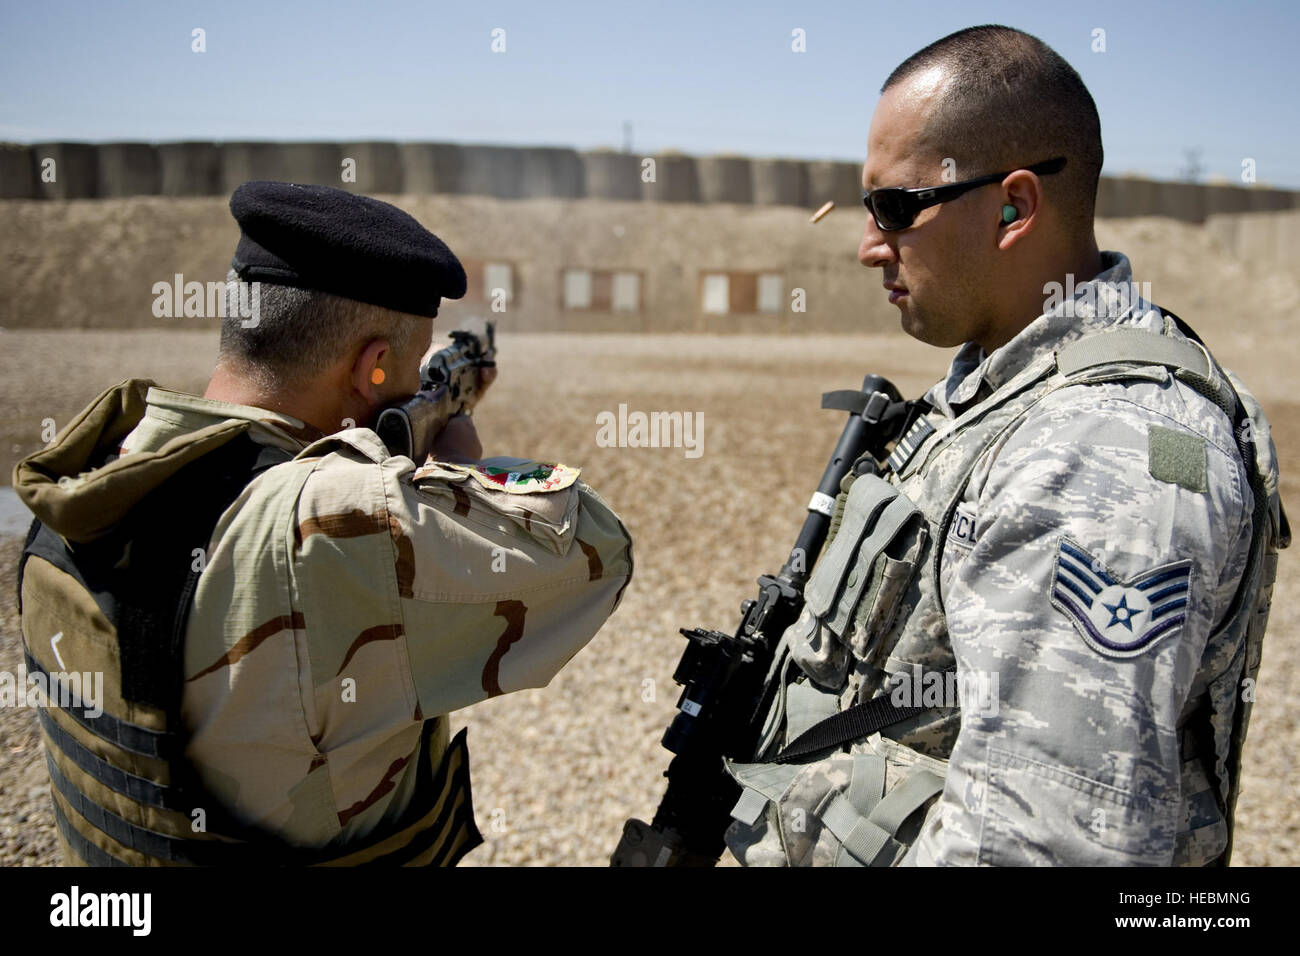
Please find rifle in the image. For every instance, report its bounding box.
[610,373,912,866]
[375,322,496,461]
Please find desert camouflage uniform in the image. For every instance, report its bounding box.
[726,251,1285,865]
[109,387,633,848]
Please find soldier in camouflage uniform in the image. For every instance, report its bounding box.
[16,182,633,865]
[723,26,1287,866]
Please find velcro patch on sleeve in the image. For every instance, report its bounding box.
[1148,425,1207,493]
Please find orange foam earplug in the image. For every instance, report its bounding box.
[371,367,386,385]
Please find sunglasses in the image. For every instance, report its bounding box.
[862,156,1067,231]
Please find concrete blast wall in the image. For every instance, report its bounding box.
[2,141,1297,221]
[753,159,810,208]
[583,150,643,200]
[1095,177,1299,224]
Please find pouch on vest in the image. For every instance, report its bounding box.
[785,473,927,689]
[724,732,946,867]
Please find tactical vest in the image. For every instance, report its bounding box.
[725,315,1288,867]
[17,427,483,866]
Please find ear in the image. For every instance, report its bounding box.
[996,168,1044,250]
[350,337,391,404]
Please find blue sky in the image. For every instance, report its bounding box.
[2,0,1298,186]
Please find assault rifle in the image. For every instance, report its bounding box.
[610,374,912,866]
[375,321,496,461]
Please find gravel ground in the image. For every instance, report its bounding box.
[1,332,1295,866]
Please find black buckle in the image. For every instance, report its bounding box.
[861,391,890,425]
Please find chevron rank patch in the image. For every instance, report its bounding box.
[1050,537,1192,658]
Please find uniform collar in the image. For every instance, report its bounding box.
[926,251,1167,418]
[142,387,327,451]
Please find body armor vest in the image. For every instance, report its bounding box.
[726,316,1288,867]
[17,429,483,866]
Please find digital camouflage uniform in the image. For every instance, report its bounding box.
[725,251,1287,866]
[19,381,633,855]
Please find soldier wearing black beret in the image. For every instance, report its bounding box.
[15,182,633,867]
[216,180,479,450]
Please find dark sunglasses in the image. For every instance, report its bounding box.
[862,156,1067,231]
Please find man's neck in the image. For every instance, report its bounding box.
[1067,244,1106,292]
[981,241,1105,353]
[204,363,338,434]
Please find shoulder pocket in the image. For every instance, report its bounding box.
[411,458,582,556]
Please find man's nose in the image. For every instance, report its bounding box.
[858,216,896,269]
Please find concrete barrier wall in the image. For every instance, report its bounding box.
[96,143,161,197]
[753,158,809,208]
[518,147,584,199]
[398,142,461,195]
[582,150,641,200]
[32,143,99,200]
[218,142,343,194]
[697,156,753,204]
[0,143,37,198]
[3,141,1298,220]
[158,142,223,196]
[340,142,403,194]
[807,161,863,208]
[642,153,699,202]
[1096,176,1300,222]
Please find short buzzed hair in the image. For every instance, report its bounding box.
[219,269,424,389]
[882,25,1103,234]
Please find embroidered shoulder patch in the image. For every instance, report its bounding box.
[452,457,580,494]
[1050,536,1191,658]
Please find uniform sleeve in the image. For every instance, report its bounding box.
[902,391,1251,865]
[380,456,633,718]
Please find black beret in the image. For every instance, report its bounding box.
[229,181,467,318]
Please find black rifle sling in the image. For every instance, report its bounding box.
[772,696,927,764]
